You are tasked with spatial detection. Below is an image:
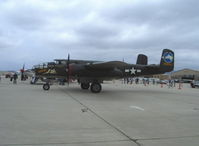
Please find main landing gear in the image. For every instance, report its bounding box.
[80,82,102,93]
[42,81,102,93]
[90,82,102,93]
[81,83,90,90]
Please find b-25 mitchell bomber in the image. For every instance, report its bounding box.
[33,49,174,93]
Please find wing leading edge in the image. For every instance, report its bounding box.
[85,61,128,70]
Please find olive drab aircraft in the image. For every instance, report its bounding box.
[32,49,174,93]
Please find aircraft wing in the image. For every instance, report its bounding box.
[54,59,99,64]
[145,64,160,68]
[85,61,128,70]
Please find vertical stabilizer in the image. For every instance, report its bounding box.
[160,49,174,72]
[136,54,148,65]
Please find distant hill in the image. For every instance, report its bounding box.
[0,71,17,75]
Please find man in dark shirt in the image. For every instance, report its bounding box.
[13,73,18,84]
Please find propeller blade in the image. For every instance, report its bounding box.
[67,54,70,85]
[21,63,25,81]
[23,63,25,70]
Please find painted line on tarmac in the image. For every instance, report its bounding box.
[129,106,145,111]
[59,88,141,146]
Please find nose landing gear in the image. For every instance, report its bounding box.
[43,83,50,90]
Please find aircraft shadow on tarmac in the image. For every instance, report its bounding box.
[52,85,176,100]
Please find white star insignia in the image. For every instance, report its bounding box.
[130,68,136,74]
[125,67,141,74]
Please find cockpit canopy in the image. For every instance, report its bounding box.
[33,62,57,69]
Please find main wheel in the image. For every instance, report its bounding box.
[81,83,90,90]
[90,83,102,93]
[43,83,50,90]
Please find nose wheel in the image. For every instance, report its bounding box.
[90,82,102,93]
[43,83,50,90]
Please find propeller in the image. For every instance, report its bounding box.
[66,54,71,85]
[20,64,25,81]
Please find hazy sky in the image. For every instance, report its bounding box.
[0,0,199,71]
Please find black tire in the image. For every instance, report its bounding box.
[81,83,90,89]
[90,83,102,93]
[43,84,50,90]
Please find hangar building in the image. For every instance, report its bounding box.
[171,69,199,80]
[153,69,199,80]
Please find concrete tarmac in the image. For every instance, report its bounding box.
[0,77,199,146]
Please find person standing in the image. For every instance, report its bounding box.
[13,73,18,84]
